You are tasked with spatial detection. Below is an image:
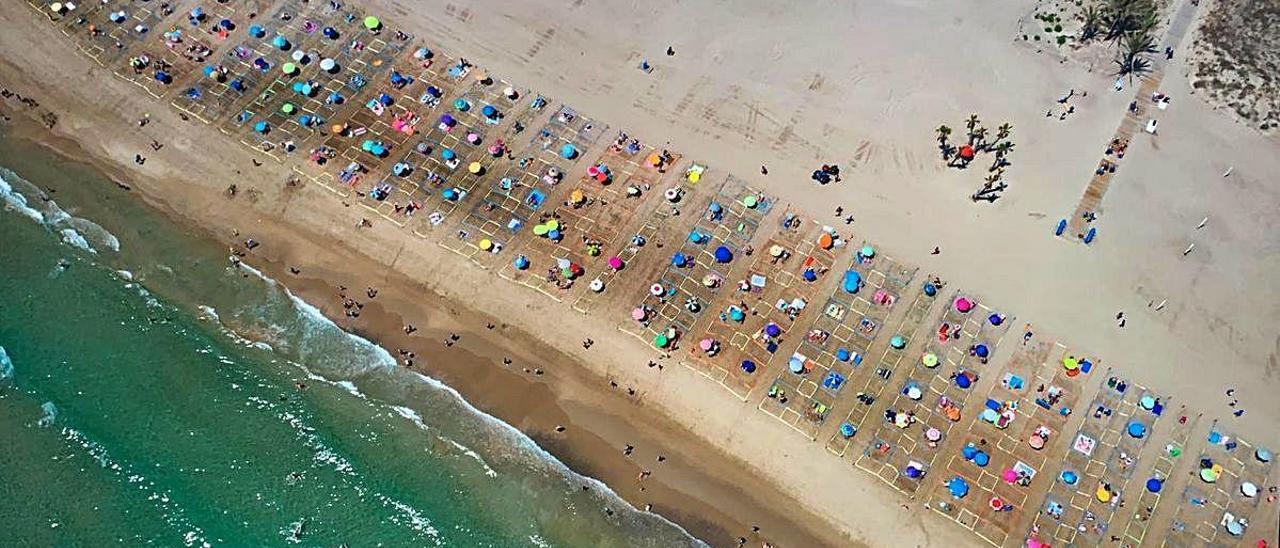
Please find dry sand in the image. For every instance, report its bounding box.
[3,0,1280,546]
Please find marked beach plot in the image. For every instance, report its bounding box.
[1162,425,1275,547]
[925,337,1079,547]
[1111,412,1198,547]
[1029,374,1165,547]
[67,0,171,67]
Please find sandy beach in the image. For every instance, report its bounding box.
[3,0,1279,546]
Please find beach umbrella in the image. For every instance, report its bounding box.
[220,19,235,32]
[788,355,803,374]
[688,231,704,244]
[988,313,1004,326]
[1241,481,1258,497]
[482,105,498,118]
[1095,485,1112,503]
[841,423,856,438]
[282,62,298,75]
[1145,478,1163,493]
[154,71,173,84]
[974,344,989,358]
[532,224,549,237]
[860,244,875,258]
[653,334,669,349]
[323,26,339,39]
[699,338,714,352]
[741,360,756,373]
[818,232,834,249]
[671,253,688,267]
[253,121,269,133]
[1139,395,1156,410]
[973,452,990,467]
[478,239,493,251]
[802,269,818,282]
[714,246,733,263]
[955,374,972,389]
[1199,468,1218,483]
[230,79,246,92]
[414,47,432,60]
[1256,448,1273,463]
[547,230,562,241]
[560,143,578,159]
[728,307,745,322]
[631,307,647,321]
[649,283,664,296]
[248,25,265,38]
[842,270,861,293]
[764,323,781,338]
[708,202,722,215]
[361,140,374,152]
[608,256,624,270]
[1127,422,1146,438]
[958,144,975,160]
[453,98,470,111]
[514,255,530,270]
[925,427,942,442]
[947,477,969,498]
[742,195,758,208]
[468,162,483,174]
[923,282,937,297]
[291,50,309,63]
[441,188,458,201]
[1029,434,1046,450]
[316,57,337,72]
[363,16,381,30]
[379,93,394,106]
[392,163,410,176]
[589,279,605,292]
[1062,356,1079,370]
[1060,471,1078,485]
[441,148,456,161]
[922,353,939,368]
[273,35,290,50]
[906,385,922,400]
[889,335,906,349]
[836,348,851,362]
[1002,469,1018,484]
[954,297,974,313]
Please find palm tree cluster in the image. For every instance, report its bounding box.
[936,115,1017,203]
[1078,0,1161,81]
[935,115,1015,170]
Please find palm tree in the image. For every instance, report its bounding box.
[990,141,1014,170]
[996,123,1013,143]
[983,173,1001,187]
[1080,6,1103,42]
[965,114,980,133]
[971,126,989,148]
[935,124,952,145]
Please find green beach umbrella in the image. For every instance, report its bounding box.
[533,224,549,236]
[545,219,559,231]
[654,334,669,348]
[860,245,875,258]
[282,62,298,75]
[742,195,758,208]
[922,352,939,368]
[280,103,296,115]
[363,16,381,30]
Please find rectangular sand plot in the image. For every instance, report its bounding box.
[1162,427,1274,547]
[70,2,172,67]
[1029,375,1162,546]
[925,337,1074,548]
[1112,412,1198,547]
[829,287,935,457]
[116,33,218,99]
[529,105,608,161]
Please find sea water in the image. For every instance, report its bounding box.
[0,135,705,547]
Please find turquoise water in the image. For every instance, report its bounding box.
[0,136,704,547]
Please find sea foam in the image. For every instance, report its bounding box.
[0,166,121,254]
[0,346,13,380]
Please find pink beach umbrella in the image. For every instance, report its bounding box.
[699,338,715,352]
[608,256,624,270]
[631,307,647,321]
[1002,468,1019,484]
[954,297,974,313]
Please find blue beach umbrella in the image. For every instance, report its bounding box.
[714,246,733,263]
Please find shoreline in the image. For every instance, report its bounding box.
[0,103,853,548]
